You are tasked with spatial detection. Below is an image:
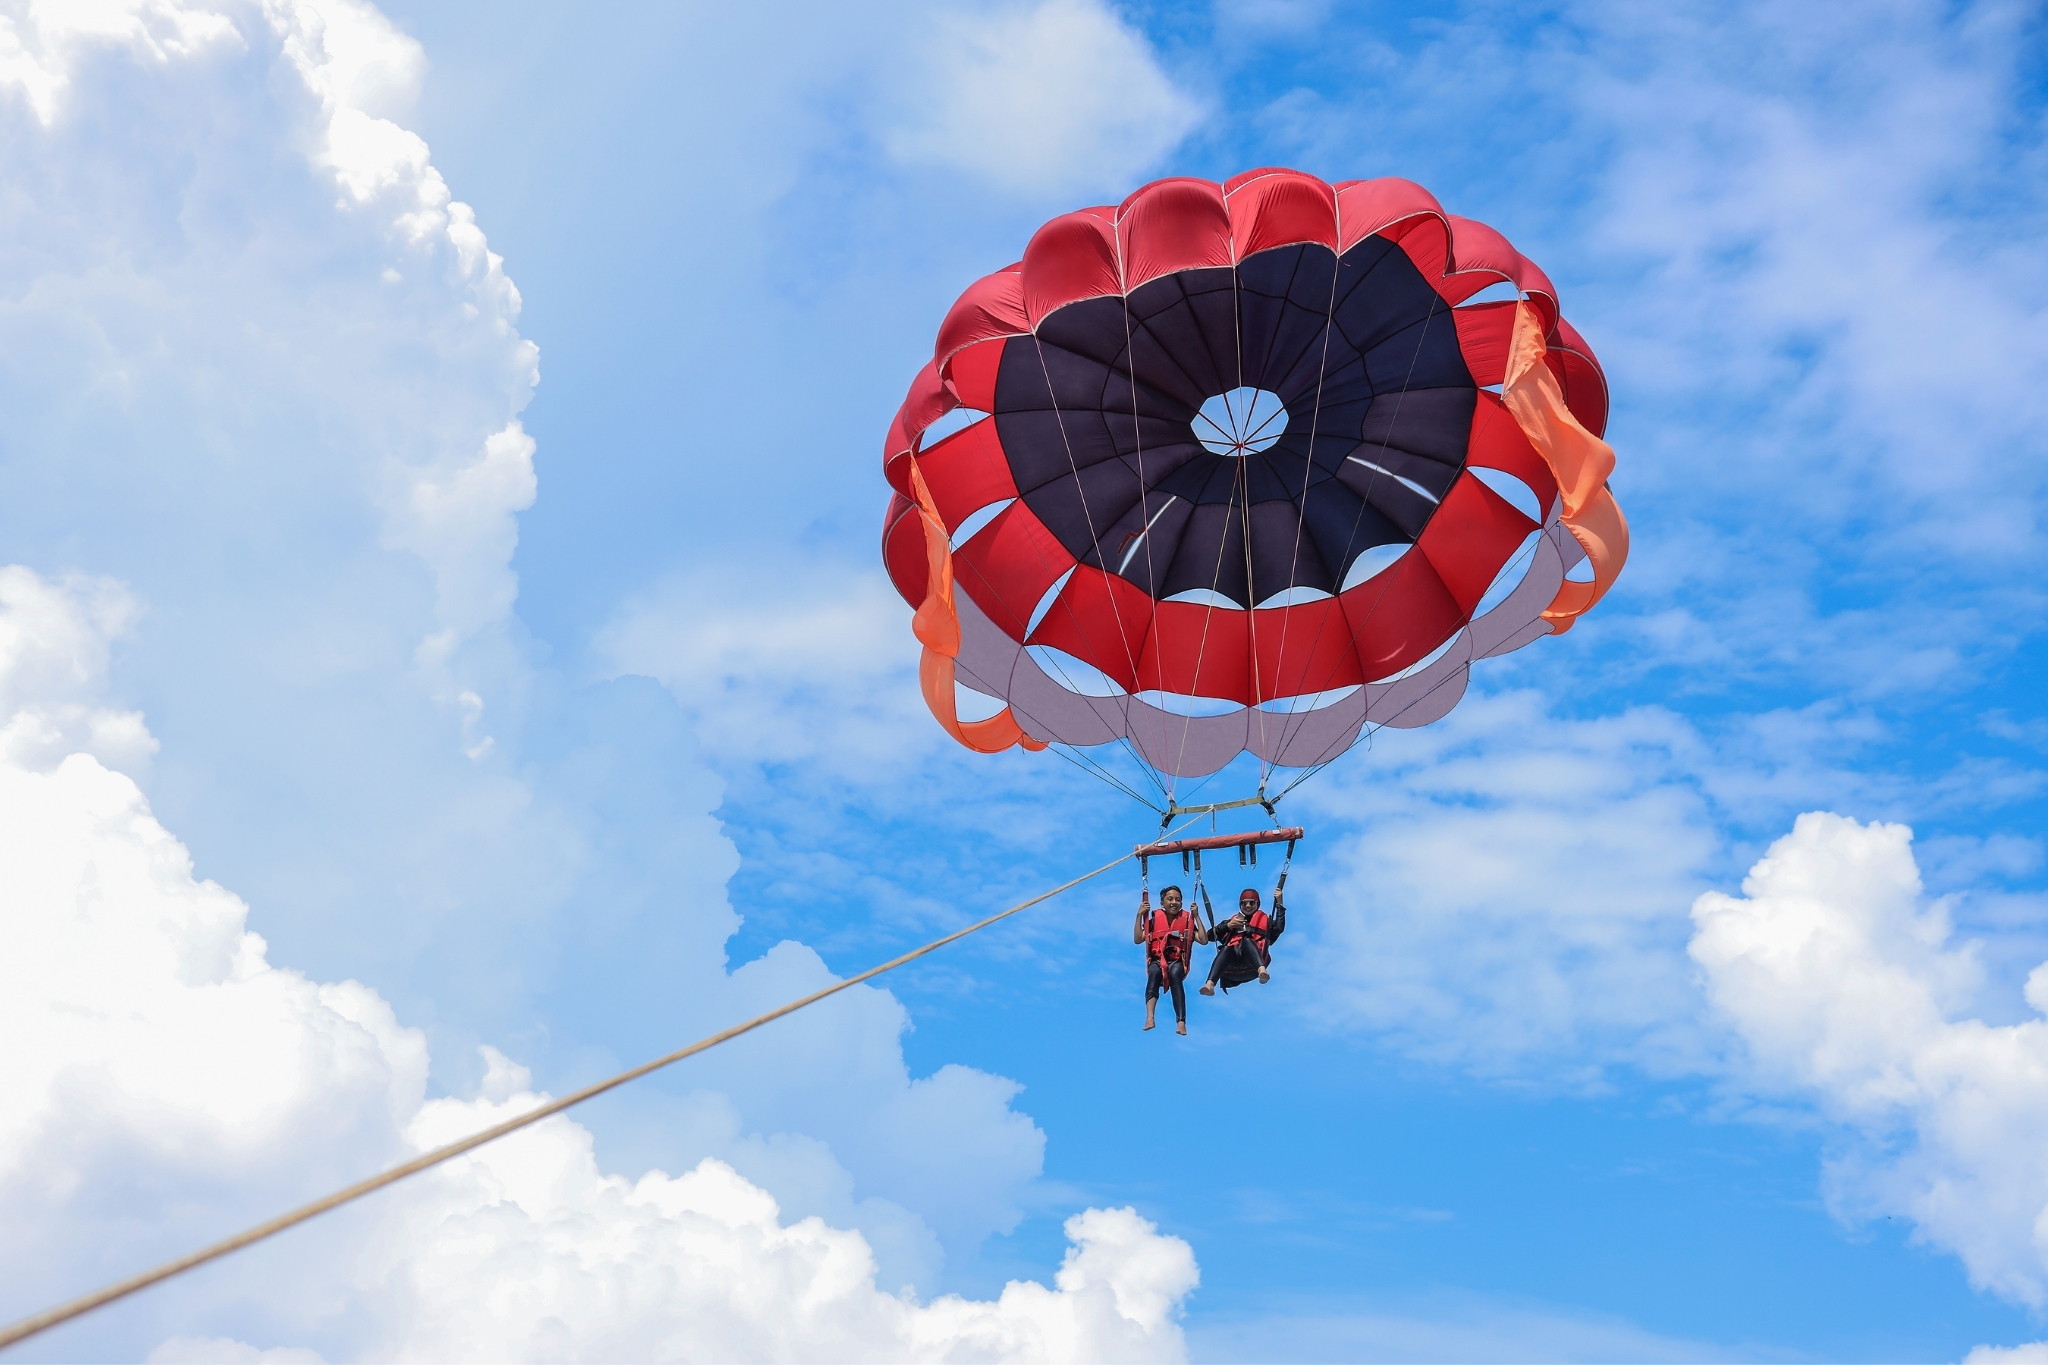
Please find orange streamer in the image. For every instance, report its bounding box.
[1501,301,1630,631]
[908,463,1047,755]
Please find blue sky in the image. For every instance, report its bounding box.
[2,0,2047,1360]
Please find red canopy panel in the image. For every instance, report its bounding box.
[1117,177,1234,291]
[1418,472,1540,615]
[1224,168,1339,258]
[1022,211,1122,325]
[1339,549,1466,682]
[1024,564,1155,692]
[1466,391,1562,511]
[1332,177,1446,254]
[1250,598,1368,699]
[911,419,1017,528]
[953,501,1077,643]
[1137,598,1253,700]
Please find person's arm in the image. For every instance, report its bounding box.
[1267,903,1285,942]
[1193,915,1211,945]
[1133,892,1150,945]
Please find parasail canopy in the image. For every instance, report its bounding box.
[882,169,1627,793]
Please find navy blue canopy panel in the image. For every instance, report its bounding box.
[991,238,1478,609]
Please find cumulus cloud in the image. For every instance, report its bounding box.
[0,566,156,777]
[884,0,1203,197]
[1691,812,2048,1304]
[0,0,241,124]
[0,0,558,985]
[0,0,1080,1323]
[356,1104,1194,1361]
[0,568,1197,1361]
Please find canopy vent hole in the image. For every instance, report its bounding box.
[1193,387,1288,456]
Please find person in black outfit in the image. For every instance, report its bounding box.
[1199,887,1285,995]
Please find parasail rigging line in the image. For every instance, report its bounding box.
[1154,254,1276,798]
[0,836,1179,1356]
[1044,738,1162,810]
[918,430,1170,807]
[1023,334,1171,796]
[1265,284,1460,776]
[1259,240,1347,780]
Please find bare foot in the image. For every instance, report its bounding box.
[1199,983,1215,996]
[1143,1017,1155,1030]
[1175,1020,1187,1036]
[1258,968,1270,984]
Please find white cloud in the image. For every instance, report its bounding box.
[1967,1344,2048,1365]
[885,0,1203,198]
[596,561,932,777]
[0,566,156,777]
[0,0,1075,1319]
[354,1104,1194,1361]
[0,569,1196,1362]
[0,0,241,124]
[1691,812,2048,1305]
[1294,690,1724,1079]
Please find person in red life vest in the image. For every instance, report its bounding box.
[1199,887,1285,995]
[1133,884,1208,1034]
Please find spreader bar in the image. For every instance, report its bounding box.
[1136,827,1304,860]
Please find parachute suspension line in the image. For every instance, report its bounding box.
[1267,284,1459,776]
[1118,259,1177,809]
[0,840,1169,1356]
[1122,261,1163,721]
[983,493,1171,808]
[1237,409,1262,749]
[1027,331,1165,796]
[1159,256,1258,799]
[908,443,1161,805]
[1268,611,1490,805]
[1163,449,1247,797]
[1285,519,1550,788]
[1230,246,1269,782]
[1160,244,1286,797]
[1044,740,1162,812]
[1259,238,1346,788]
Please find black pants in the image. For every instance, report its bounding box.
[1206,937,1267,988]
[1146,957,1188,1020]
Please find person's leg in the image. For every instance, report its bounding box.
[1144,958,1163,1029]
[1167,960,1188,1032]
[1199,949,1222,994]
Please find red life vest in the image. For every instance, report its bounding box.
[1222,908,1271,951]
[1146,908,1195,964]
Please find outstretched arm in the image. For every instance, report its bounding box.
[1133,894,1149,945]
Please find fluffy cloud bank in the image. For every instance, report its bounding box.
[0,1,1191,1352]
[0,566,1198,1361]
[1691,812,2048,1305]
